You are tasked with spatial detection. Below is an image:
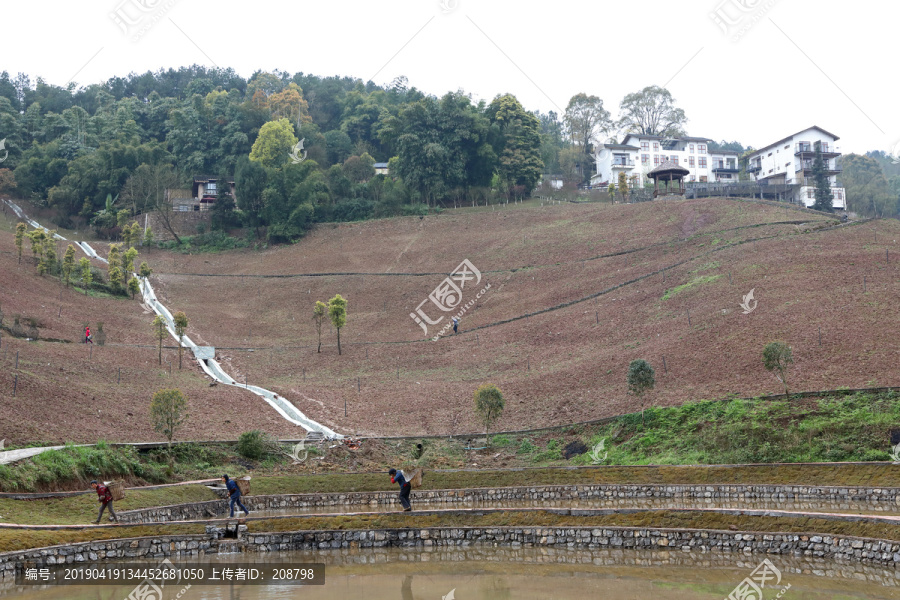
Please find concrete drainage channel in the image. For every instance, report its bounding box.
[2,200,341,442]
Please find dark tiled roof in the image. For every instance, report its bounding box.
[647,160,690,176]
[749,125,840,156]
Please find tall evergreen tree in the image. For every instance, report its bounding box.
[811,141,834,212]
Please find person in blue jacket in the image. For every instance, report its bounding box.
[389,468,412,511]
[222,474,250,518]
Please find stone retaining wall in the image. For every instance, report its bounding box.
[3,523,900,583]
[0,534,214,582]
[117,483,900,524]
[241,526,900,565]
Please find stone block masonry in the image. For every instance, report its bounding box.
[117,482,900,524]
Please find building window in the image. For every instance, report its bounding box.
[641,154,649,165]
[785,162,791,168]
[699,157,707,168]
[835,189,843,200]
[653,142,659,151]
[698,144,706,154]
[689,156,695,167]
[807,188,815,198]
[207,182,217,193]
[767,152,772,157]
[784,144,790,150]
[689,144,694,153]
[654,155,660,166]
[641,142,649,151]
[672,156,679,165]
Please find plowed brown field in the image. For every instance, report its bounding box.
[2,198,898,444]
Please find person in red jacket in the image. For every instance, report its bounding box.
[85,326,93,344]
[90,480,118,523]
[389,468,412,511]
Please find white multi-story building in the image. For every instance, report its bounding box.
[745,126,845,209]
[591,135,741,188]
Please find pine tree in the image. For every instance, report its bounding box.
[128,276,141,299]
[618,172,628,203]
[39,235,55,276]
[124,247,138,279]
[79,257,93,293]
[14,223,26,264]
[107,244,123,291]
[144,225,154,246]
[28,229,44,266]
[173,311,188,369]
[62,245,76,287]
[811,141,834,212]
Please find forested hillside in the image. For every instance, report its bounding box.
[0,67,546,242]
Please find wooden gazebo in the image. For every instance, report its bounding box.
[647,160,690,198]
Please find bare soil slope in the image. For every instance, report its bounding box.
[2,198,898,443]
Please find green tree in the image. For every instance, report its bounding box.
[235,156,268,237]
[249,118,298,169]
[473,383,505,441]
[617,86,687,137]
[151,314,168,365]
[173,311,188,369]
[107,244,124,292]
[564,93,612,180]
[607,182,616,197]
[123,247,139,278]
[27,228,44,265]
[139,261,153,279]
[627,359,656,426]
[762,341,793,396]
[313,300,327,353]
[149,388,188,461]
[327,294,347,355]
[14,223,26,264]
[62,244,76,287]
[40,233,56,277]
[841,154,894,217]
[618,172,628,203]
[811,141,834,213]
[78,257,92,293]
[128,276,141,299]
[143,225,154,246]
[487,94,544,198]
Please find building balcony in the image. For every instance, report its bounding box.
[795,162,842,175]
[611,159,635,168]
[712,164,740,173]
[747,163,762,173]
[795,143,840,157]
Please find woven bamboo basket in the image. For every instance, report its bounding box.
[236,476,251,496]
[107,480,126,501]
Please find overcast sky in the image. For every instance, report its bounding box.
[3,0,896,155]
